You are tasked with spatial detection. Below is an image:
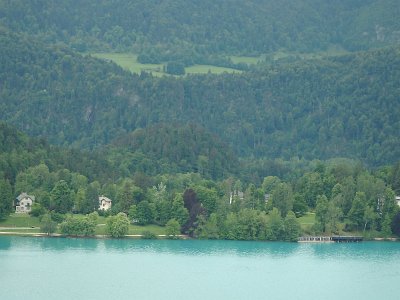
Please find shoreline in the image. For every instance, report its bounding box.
[0,231,397,242]
[0,231,189,239]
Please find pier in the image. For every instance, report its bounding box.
[298,236,363,243]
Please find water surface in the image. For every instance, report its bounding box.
[1,236,399,300]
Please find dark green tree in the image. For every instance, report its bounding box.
[315,195,329,233]
[271,182,293,217]
[267,208,284,240]
[284,211,301,242]
[40,213,57,235]
[0,179,13,219]
[136,200,154,225]
[195,213,219,239]
[51,180,73,213]
[165,61,185,75]
[347,192,367,231]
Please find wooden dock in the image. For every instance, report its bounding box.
[298,236,363,243]
[331,236,363,243]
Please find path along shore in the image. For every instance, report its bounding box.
[0,231,397,241]
[0,231,189,239]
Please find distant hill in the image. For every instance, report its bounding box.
[0,0,399,57]
[0,122,115,184]
[1,29,400,167]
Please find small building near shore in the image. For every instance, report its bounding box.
[98,196,112,211]
[396,196,400,207]
[15,193,35,213]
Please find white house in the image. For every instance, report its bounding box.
[15,193,35,213]
[98,196,112,211]
[229,191,244,204]
[396,196,400,207]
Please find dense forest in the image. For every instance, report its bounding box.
[1,1,400,240]
[1,29,399,166]
[1,0,400,58]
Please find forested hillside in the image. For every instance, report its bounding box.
[2,122,400,238]
[0,0,399,60]
[110,123,239,179]
[1,0,400,239]
[1,29,399,166]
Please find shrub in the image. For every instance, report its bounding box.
[141,231,157,239]
[106,213,129,238]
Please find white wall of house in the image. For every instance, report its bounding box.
[98,196,112,211]
[15,197,33,213]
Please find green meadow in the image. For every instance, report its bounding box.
[91,53,165,76]
[0,213,41,228]
[0,213,167,236]
[91,53,241,76]
[230,55,263,64]
[90,52,351,77]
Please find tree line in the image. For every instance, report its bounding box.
[2,124,400,240]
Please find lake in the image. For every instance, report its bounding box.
[1,236,399,300]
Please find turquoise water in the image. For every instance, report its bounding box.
[1,237,400,300]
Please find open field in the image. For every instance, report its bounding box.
[298,212,315,226]
[95,223,166,235]
[91,51,350,76]
[268,46,349,62]
[91,53,241,76]
[0,213,41,228]
[91,53,165,76]
[230,55,263,64]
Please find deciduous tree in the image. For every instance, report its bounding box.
[51,180,73,213]
[106,213,129,238]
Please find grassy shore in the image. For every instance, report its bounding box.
[0,213,166,236]
[1,213,396,240]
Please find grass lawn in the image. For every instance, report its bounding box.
[230,55,263,64]
[298,212,315,226]
[128,224,166,235]
[95,223,166,235]
[269,47,349,62]
[298,212,315,233]
[1,213,166,236]
[0,213,41,228]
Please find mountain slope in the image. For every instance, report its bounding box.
[1,30,400,166]
[0,0,399,55]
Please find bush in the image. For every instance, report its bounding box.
[50,211,65,223]
[59,213,97,236]
[165,218,181,239]
[30,203,46,217]
[40,214,57,235]
[106,212,129,238]
[141,231,157,239]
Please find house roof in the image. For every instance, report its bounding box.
[99,196,112,203]
[16,192,35,202]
